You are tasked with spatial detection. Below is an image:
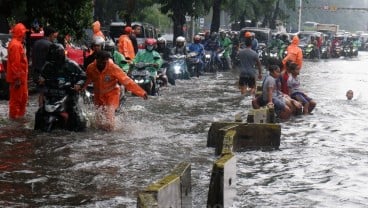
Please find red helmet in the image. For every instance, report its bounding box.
[145,38,157,46]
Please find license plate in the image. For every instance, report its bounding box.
[132,70,149,76]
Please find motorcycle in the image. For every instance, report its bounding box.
[320,44,330,59]
[34,81,87,132]
[205,50,223,73]
[129,62,160,96]
[204,50,212,72]
[186,51,201,77]
[166,54,190,85]
[257,43,267,65]
[331,42,342,58]
[341,44,358,58]
[304,44,318,59]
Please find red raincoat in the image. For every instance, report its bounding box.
[6,23,28,119]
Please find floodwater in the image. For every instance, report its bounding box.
[1,52,368,208]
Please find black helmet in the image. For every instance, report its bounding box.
[47,43,65,64]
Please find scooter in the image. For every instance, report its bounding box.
[129,62,160,95]
[186,51,201,77]
[34,82,87,132]
[166,54,190,85]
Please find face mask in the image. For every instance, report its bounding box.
[146,45,154,51]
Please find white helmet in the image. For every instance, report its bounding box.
[157,37,166,45]
[176,36,186,47]
[92,36,105,47]
[176,36,186,43]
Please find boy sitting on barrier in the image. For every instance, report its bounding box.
[287,63,316,115]
[252,65,292,120]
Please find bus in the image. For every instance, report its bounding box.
[303,21,318,31]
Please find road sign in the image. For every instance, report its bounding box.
[185,16,191,22]
[199,18,204,24]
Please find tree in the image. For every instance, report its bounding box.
[0,0,93,39]
[157,0,212,42]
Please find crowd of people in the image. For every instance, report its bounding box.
[5,19,323,131]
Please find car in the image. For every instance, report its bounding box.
[239,27,272,45]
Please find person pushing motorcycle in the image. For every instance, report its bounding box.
[84,50,148,131]
[35,43,87,131]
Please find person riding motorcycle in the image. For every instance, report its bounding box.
[188,35,205,76]
[155,37,170,86]
[35,43,87,131]
[132,38,163,95]
[204,32,223,69]
[171,36,187,55]
[104,39,129,73]
[219,30,233,70]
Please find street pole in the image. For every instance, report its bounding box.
[298,0,302,32]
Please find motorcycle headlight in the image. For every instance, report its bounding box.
[205,54,211,59]
[174,65,181,74]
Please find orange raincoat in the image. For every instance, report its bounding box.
[92,21,105,39]
[85,60,146,130]
[118,34,135,61]
[6,23,28,120]
[282,36,303,70]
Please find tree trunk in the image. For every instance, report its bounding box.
[171,12,185,44]
[270,0,280,30]
[210,0,222,33]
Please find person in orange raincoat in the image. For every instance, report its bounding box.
[281,35,303,95]
[84,50,147,131]
[92,20,105,40]
[6,23,28,121]
[118,26,135,61]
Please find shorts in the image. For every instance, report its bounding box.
[239,76,256,88]
[272,96,286,113]
[291,92,312,105]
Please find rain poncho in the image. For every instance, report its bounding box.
[6,23,28,119]
[133,50,162,76]
[118,34,135,61]
[92,21,105,39]
[282,36,303,70]
[219,36,233,57]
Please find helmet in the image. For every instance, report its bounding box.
[176,36,186,47]
[145,38,157,46]
[47,43,65,64]
[193,35,201,43]
[145,38,156,51]
[92,36,105,47]
[245,32,252,38]
[104,40,116,52]
[157,37,166,45]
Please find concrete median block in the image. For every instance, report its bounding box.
[208,122,281,153]
[207,122,240,148]
[207,153,236,208]
[137,162,191,208]
[233,123,281,150]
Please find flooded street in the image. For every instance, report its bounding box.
[1,52,368,207]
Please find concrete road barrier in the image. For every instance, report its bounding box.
[137,162,191,208]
